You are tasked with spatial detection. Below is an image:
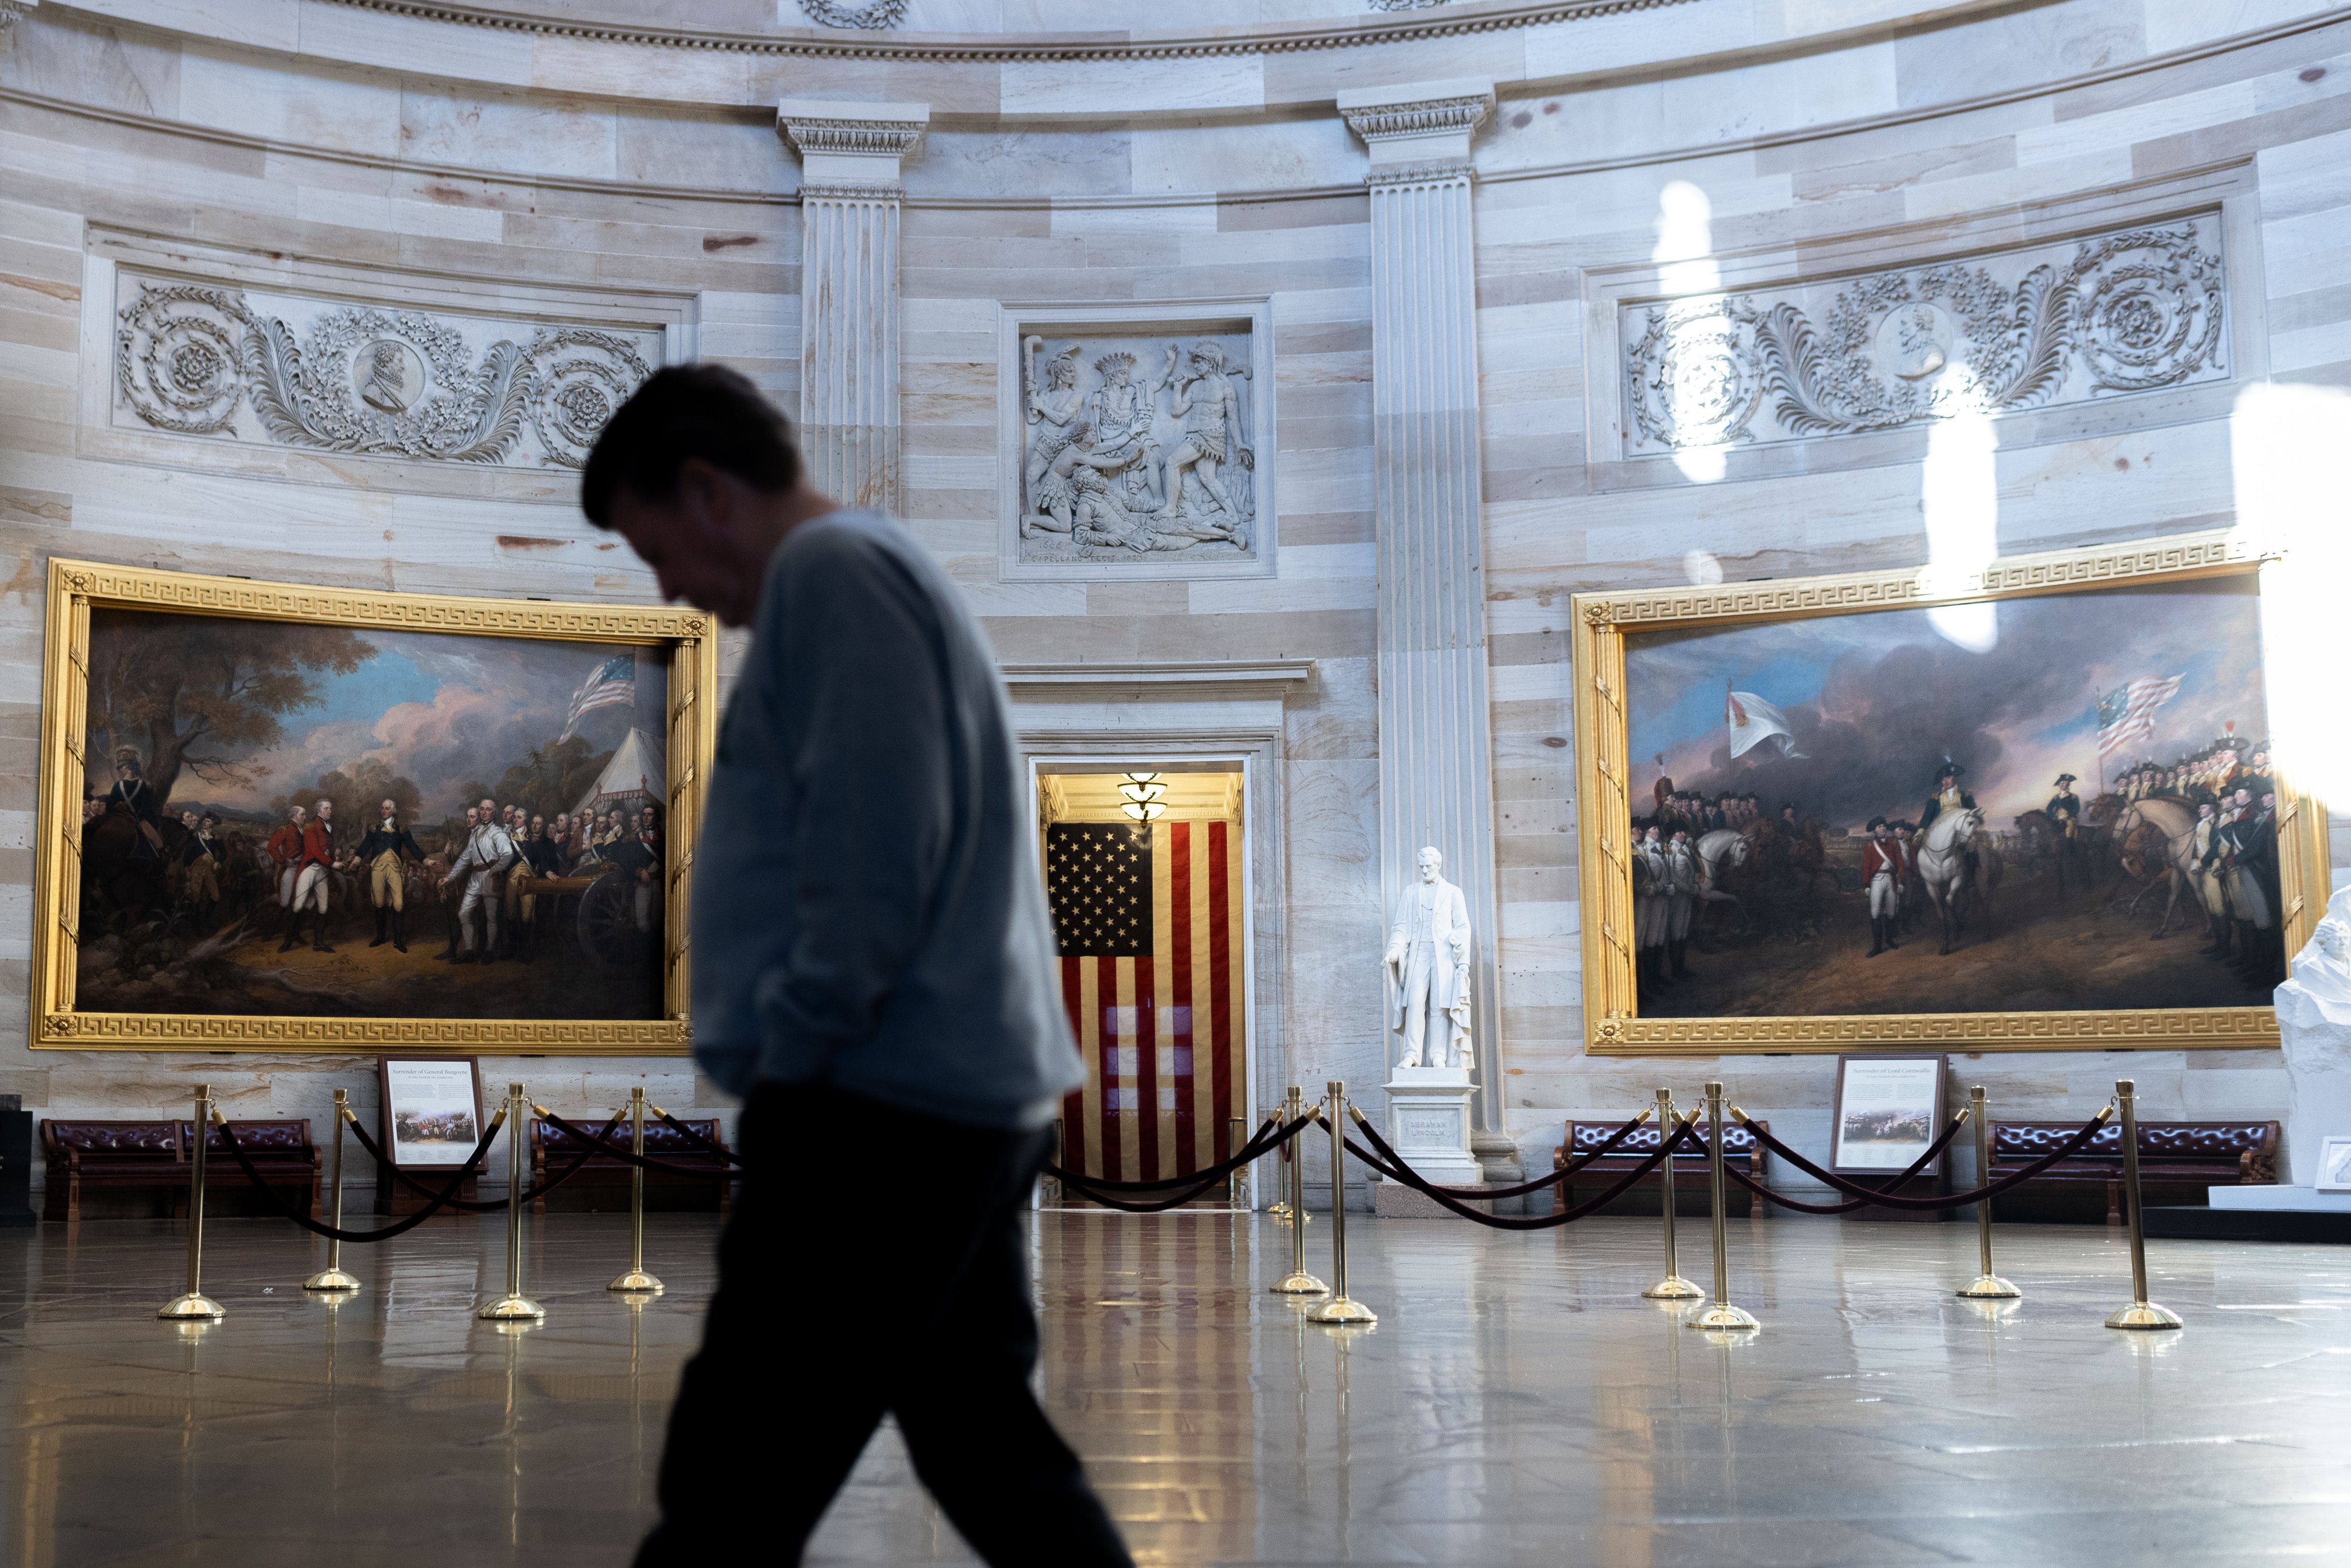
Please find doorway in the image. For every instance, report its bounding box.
[1035,766,1248,1187]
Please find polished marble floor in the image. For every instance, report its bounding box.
[5,1209,2351,1566]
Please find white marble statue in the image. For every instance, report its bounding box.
[1386,845,1473,1070]
[2278,883,2351,1185]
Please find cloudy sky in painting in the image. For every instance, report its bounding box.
[186,630,662,819]
[1626,579,2269,830]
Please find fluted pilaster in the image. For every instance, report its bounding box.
[778,99,928,513]
[1341,80,1511,1154]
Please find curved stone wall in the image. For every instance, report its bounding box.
[2,0,2345,1188]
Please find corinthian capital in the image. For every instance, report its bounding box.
[1337,77,1493,179]
[776,98,930,189]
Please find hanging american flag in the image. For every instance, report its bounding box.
[1045,820,1244,1185]
[560,655,636,741]
[2096,674,2183,759]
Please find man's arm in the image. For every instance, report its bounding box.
[755,531,956,1055]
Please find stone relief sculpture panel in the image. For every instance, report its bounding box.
[1619,216,2227,457]
[1015,329,1260,568]
[114,273,659,469]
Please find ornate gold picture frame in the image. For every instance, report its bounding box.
[1573,531,2325,1055]
[32,560,716,1055]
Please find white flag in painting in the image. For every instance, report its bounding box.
[1725,688,1802,760]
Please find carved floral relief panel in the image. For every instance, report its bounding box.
[1001,305,1274,581]
[113,270,663,469]
[1619,215,2228,457]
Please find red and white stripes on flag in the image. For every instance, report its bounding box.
[560,654,637,741]
[1045,820,1245,1185]
[2096,674,2183,759]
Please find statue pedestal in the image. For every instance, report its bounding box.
[1379,1065,1483,1190]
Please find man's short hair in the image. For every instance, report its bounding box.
[581,364,800,527]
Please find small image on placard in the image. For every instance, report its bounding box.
[1833,1057,1945,1171]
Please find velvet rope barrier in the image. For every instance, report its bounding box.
[1730,1104,2116,1212]
[1722,1109,1972,1215]
[649,1107,746,1167]
[210,1112,505,1243]
[1048,1115,1290,1194]
[1050,1115,1318,1212]
[534,1107,756,1181]
[1341,1115,1705,1231]
[344,1111,626,1212]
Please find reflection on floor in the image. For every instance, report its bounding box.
[7,1212,2351,1565]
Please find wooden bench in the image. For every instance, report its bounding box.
[1551,1118,1768,1220]
[529,1116,732,1214]
[1990,1119,2279,1224]
[40,1118,318,1224]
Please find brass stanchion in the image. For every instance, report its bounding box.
[1643,1089,1704,1301]
[1271,1087,1327,1295]
[1305,1081,1374,1325]
[1687,1081,1759,1332]
[1956,1085,2019,1301]
[2104,1078,2181,1330]
[303,1088,362,1294]
[1228,1116,1250,1210]
[478,1082,544,1322]
[609,1088,663,1296]
[158,1083,225,1321]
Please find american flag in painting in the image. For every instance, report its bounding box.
[560,654,636,740]
[2096,674,2183,759]
[1045,820,1245,1184]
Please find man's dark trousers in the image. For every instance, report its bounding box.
[634,1082,1132,1567]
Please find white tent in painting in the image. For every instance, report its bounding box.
[571,727,666,818]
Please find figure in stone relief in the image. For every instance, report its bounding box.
[1022,423,1132,540]
[1386,845,1474,1070]
[1021,338,1084,513]
[1084,351,1163,510]
[1155,342,1249,545]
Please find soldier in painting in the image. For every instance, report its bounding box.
[1665,826,1700,980]
[175,809,224,922]
[105,755,165,858]
[360,799,425,953]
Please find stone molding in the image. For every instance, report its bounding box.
[1620,216,2229,457]
[798,183,910,204]
[1365,160,1474,190]
[1337,94,1491,144]
[778,118,929,160]
[311,0,1698,62]
[797,0,907,29]
[777,98,928,190]
[1000,659,1314,700]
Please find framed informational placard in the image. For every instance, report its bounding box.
[1830,1054,1949,1176]
[2316,1136,2351,1194]
[378,1057,486,1169]
[30,558,715,1055]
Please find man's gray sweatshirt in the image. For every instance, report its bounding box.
[689,509,1082,1130]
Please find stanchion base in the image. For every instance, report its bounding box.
[2105,1301,2183,1330]
[1271,1271,1329,1295]
[1642,1275,1705,1301]
[608,1271,664,1295]
[157,1293,224,1321]
[1688,1303,1760,1332]
[1306,1294,1377,1325]
[476,1294,546,1321]
[1957,1274,2020,1300]
[302,1268,362,1294]
[1267,1203,1294,1222]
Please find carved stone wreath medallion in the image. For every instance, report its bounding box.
[1621,217,2229,456]
[114,277,658,469]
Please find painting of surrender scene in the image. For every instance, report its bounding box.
[75,610,669,1020]
[1624,578,2283,1018]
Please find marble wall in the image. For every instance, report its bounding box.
[2,0,2349,1201]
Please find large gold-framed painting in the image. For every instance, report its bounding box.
[32,560,716,1054]
[1573,532,2327,1055]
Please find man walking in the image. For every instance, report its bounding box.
[585,366,1128,1567]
